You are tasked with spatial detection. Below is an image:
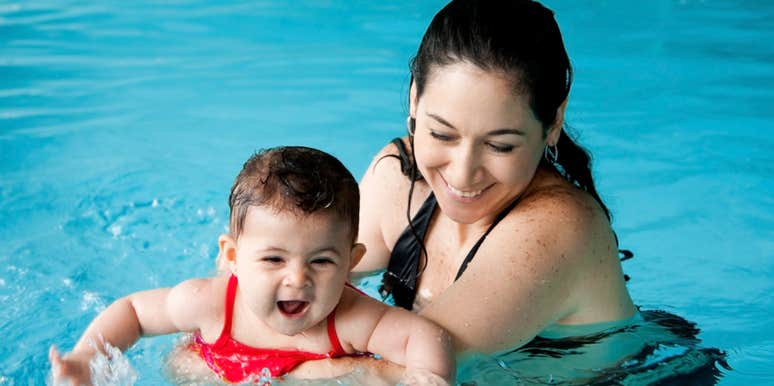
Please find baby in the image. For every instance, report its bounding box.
[50,146,454,385]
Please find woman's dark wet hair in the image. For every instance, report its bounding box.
[228,146,359,242]
[407,0,611,220]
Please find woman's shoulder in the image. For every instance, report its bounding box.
[364,137,412,181]
[519,170,611,232]
[358,138,432,259]
[499,173,635,323]
[363,136,431,198]
[494,170,617,265]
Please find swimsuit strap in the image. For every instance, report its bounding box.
[219,275,347,357]
[454,197,521,280]
[215,274,239,345]
[325,283,366,357]
[345,281,368,296]
[390,137,413,176]
[325,308,346,357]
[382,193,437,309]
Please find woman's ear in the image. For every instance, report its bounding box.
[548,98,568,145]
[349,243,367,271]
[409,79,418,119]
[218,234,238,274]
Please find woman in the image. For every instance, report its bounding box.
[354,0,638,353]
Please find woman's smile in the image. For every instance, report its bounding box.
[441,175,492,203]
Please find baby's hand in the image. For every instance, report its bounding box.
[399,369,451,386]
[49,346,93,386]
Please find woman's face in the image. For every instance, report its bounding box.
[411,62,561,225]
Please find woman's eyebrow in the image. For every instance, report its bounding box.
[487,128,526,136]
[426,112,526,136]
[427,112,458,130]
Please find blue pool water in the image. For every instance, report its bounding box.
[1,0,772,384]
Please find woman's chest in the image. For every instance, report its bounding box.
[412,226,480,309]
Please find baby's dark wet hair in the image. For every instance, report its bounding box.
[228,146,359,241]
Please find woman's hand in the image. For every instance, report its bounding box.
[399,369,451,386]
[290,356,403,385]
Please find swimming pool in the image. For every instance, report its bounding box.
[1,0,771,384]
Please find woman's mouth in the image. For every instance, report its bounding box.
[447,184,484,198]
[277,301,309,317]
[444,181,490,202]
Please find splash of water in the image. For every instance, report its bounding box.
[49,340,137,386]
[89,342,138,386]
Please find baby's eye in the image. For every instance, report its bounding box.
[262,256,284,264]
[311,257,335,266]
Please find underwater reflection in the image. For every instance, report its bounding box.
[458,310,728,385]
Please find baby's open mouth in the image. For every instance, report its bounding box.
[277,301,309,316]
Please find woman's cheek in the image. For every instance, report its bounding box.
[413,135,445,171]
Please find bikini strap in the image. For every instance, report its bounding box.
[326,308,346,357]
[454,197,521,280]
[391,137,413,176]
[215,274,239,344]
[382,193,437,310]
[345,281,368,296]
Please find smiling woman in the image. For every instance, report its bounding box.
[410,62,560,229]
[330,0,732,384]
[355,0,637,353]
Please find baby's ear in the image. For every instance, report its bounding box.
[218,234,238,274]
[349,243,367,270]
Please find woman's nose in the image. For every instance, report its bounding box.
[447,144,481,187]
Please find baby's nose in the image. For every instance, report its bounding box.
[283,265,311,288]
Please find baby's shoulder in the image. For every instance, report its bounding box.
[334,287,394,329]
[167,275,228,329]
[332,286,412,352]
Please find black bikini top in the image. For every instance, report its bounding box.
[380,139,520,309]
[381,192,519,310]
[379,138,632,310]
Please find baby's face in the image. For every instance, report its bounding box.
[229,206,356,336]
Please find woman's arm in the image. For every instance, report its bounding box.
[355,143,403,271]
[355,139,430,272]
[290,355,403,385]
[419,189,626,353]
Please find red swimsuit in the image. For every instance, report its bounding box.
[189,274,348,383]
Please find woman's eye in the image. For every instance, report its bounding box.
[487,142,515,153]
[429,131,454,141]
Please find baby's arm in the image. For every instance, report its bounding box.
[340,291,455,384]
[49,278,215,385]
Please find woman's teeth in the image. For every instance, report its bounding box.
[448,184,483,198]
